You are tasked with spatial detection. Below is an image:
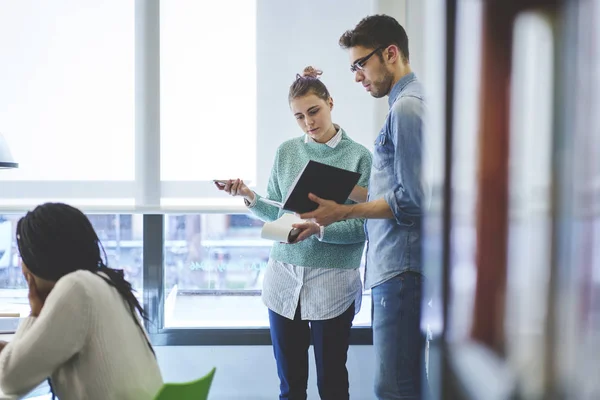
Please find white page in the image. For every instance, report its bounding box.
[261,213,303,243]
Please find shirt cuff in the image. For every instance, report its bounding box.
[317,225,325,241]
[244,192,258,208]
[384,190,416,227]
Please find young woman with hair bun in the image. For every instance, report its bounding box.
[216,66,372,399]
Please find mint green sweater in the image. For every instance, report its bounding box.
[249,129,372,269]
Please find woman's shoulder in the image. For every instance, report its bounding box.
[277,136,305,152]
[53,270,108,297]
[43,270,97,309]
[273,136,306,160]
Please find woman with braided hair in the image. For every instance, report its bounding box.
[0,202,163,400]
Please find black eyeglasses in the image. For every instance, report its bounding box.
[350,46,386,73]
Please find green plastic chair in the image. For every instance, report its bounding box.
[154,368,216,400]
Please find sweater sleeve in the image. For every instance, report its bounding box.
[248,149,282,222]
[319,149,372,244]
[0,278,91,396]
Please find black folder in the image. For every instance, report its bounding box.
[282,160,361,214]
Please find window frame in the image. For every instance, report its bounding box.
[136,1,371,346]
[142,215,372,346]
[0,0,373,346]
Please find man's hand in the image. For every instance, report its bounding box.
[299,193,350,227]
[290,221,320,243]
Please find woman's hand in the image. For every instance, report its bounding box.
[214,179,255,202]
[24,272,44,317]
[290,221,321,243]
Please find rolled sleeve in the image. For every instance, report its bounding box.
[387,96,426,226]
[318,219,366,244]
[384,189,417,226]
[317,225,325,241]
[246,150,282,223]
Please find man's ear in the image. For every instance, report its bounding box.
[329,97,334,110]
[384,45,401,64]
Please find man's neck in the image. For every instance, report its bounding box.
[389,64,413,95]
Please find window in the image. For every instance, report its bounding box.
[0,214,142,318]
[0,0,378,212]
[0,1,377,344]
[159,0,257,203]
[158,0,376,205]
[163,214,371,328]
[0,1,135,209]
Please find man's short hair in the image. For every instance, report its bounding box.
[339,14,409,62]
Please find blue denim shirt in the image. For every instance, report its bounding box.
[364,72,426,289]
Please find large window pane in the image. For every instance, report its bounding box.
[163,214,371,328]
[0,214,143,317]
[160,0,257,183]
[0,1,134,182]
[0,1,134,208]
[159,0,376,203]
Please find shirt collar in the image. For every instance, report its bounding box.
[304,124,343,148]
[388,72,416,108]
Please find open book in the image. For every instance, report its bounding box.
[261,160,361,214]
[261,213,303,243]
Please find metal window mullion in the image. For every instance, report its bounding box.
[135,0,161,209]
[136,0,163,336]
[143,214,164,335]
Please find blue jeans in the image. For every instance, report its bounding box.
[372,272,425,399]
[268,302,355,400]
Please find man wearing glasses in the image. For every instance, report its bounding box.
[300,15,427,400]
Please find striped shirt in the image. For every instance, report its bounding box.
[262,258,362,320]
[252,127,363,320]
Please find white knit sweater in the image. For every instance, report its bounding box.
[0,270,163,400]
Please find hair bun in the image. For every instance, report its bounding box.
[302,66,323,79]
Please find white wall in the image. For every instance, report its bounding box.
[255,0,377,194]
[254,0,431,195]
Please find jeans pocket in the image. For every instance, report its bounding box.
[399,272,423,316]
[411,275,423,315]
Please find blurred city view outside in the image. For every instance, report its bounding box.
[0,213,371,327]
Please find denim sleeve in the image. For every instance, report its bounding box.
[248,150,282,223]
[384,96,425,226]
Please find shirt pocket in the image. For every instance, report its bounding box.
[372,132,394,170]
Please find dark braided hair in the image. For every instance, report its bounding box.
[16,203,154,399]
